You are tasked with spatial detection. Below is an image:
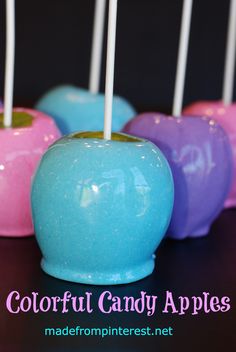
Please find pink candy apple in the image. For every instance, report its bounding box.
[0,107,61,237]
[183,101,236,208]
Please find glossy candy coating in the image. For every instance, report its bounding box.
[123,113,233,239]
[183,101,236,208]
[0,107,61,237]
[31,132,174,285]
[35,85,136,134]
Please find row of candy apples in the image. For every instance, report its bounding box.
[36,84,236,240]
[0,0,235,246]
[0,82,235,241]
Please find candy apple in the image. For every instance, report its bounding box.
[123,113,233,240]
[183,101,236,208]
[31,132,174,285]
[35,85,136,134]
[0,107,61,237]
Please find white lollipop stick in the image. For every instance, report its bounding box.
[222,0,236,105]
[172,0,193,117]
[89,0,106,94]
[3,0,15,128]
[103,0,118,140]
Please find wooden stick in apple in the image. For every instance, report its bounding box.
[3,0,15,128]
[172,0,193,117]
[35,0,135,134]
[123,0,234,238]
[103,0,118,140]
[183,1,236,209]
[31,0,174,281]
[0,0,61,237]
[222,0,236,105]
[89,0,106,94]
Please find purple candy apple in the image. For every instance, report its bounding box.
[123,113,233,240]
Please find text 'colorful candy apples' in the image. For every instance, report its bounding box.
[123,114,233,240]
[31,132,174,285]
[0,108,61,237]
[35,85,136,134]
[183,101,236,208]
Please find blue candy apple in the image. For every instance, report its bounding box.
[31,131,174,285]
[35,85,136,134]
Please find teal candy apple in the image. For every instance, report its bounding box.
[35,85,136,134]
[31,132,174,285]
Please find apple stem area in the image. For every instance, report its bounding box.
[71,131,143,142]
[0,112,33,129]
